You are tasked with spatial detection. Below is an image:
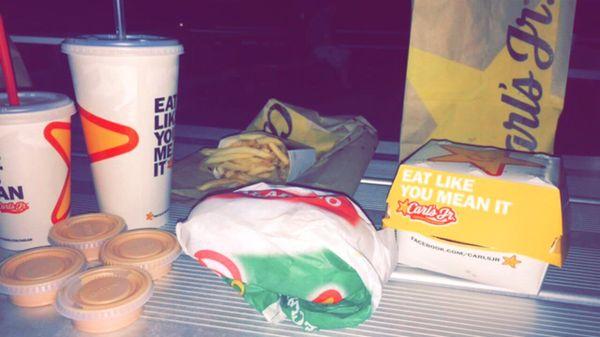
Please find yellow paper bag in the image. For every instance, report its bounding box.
[400,0,576,160]
[247,99,376,158]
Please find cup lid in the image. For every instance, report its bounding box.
[49,213,127,250]
[0,92,75,124]
[0,246,86,296]
[55,265,153,321]
[101,229,181,271]
[62,34,183,56]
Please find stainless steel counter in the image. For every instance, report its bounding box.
[2,124,600,337]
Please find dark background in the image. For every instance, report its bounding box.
[1,0,599,155]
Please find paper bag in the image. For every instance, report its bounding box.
[171,100,378,205]
[247,98,376,158]
[400,0,576,160]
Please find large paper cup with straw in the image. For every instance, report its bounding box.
[0,15,75,250]
[62,35,183,229]
[0,92,76,250]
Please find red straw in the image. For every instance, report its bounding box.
[0,15,19,106]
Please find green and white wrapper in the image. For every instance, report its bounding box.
[176,183,397,331]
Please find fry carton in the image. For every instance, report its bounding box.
[283,142,317,182]
[383,140,566,294]
[171,99,377,205]
[217,132,317,182]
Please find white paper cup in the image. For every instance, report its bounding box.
[62,35,184,230]
[0,92,75,250]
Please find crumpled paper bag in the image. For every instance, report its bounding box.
[171,99,378,205]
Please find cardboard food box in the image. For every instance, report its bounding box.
[383,140,566,294]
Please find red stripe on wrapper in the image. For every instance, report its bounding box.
[211,189,362,226]
[195,250,243,281]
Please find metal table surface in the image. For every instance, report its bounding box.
[2,123,600,337]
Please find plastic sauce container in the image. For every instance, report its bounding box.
[55,265,153,333]
[0,246,85,307]
[49,213,126,263]
[101,229,181,280]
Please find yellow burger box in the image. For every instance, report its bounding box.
[383,140,566,294]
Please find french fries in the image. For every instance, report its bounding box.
[197,132,290,191]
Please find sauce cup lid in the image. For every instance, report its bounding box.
[101,229,181,271]
[55,265,153,321]
[49,213,126,250]
[0,246,86,296]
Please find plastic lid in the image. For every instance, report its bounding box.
[0,246,86,296]
[49,213,126,251]
[55,265,153,321]
[62,34,183,56]
[0,92,75,125]
[101,229,181,271]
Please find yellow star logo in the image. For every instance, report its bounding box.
[429,144,543,176]
[397,199,410,216]
[146,212,154,220]
[406,1,562,153]
[502,255,522,268]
